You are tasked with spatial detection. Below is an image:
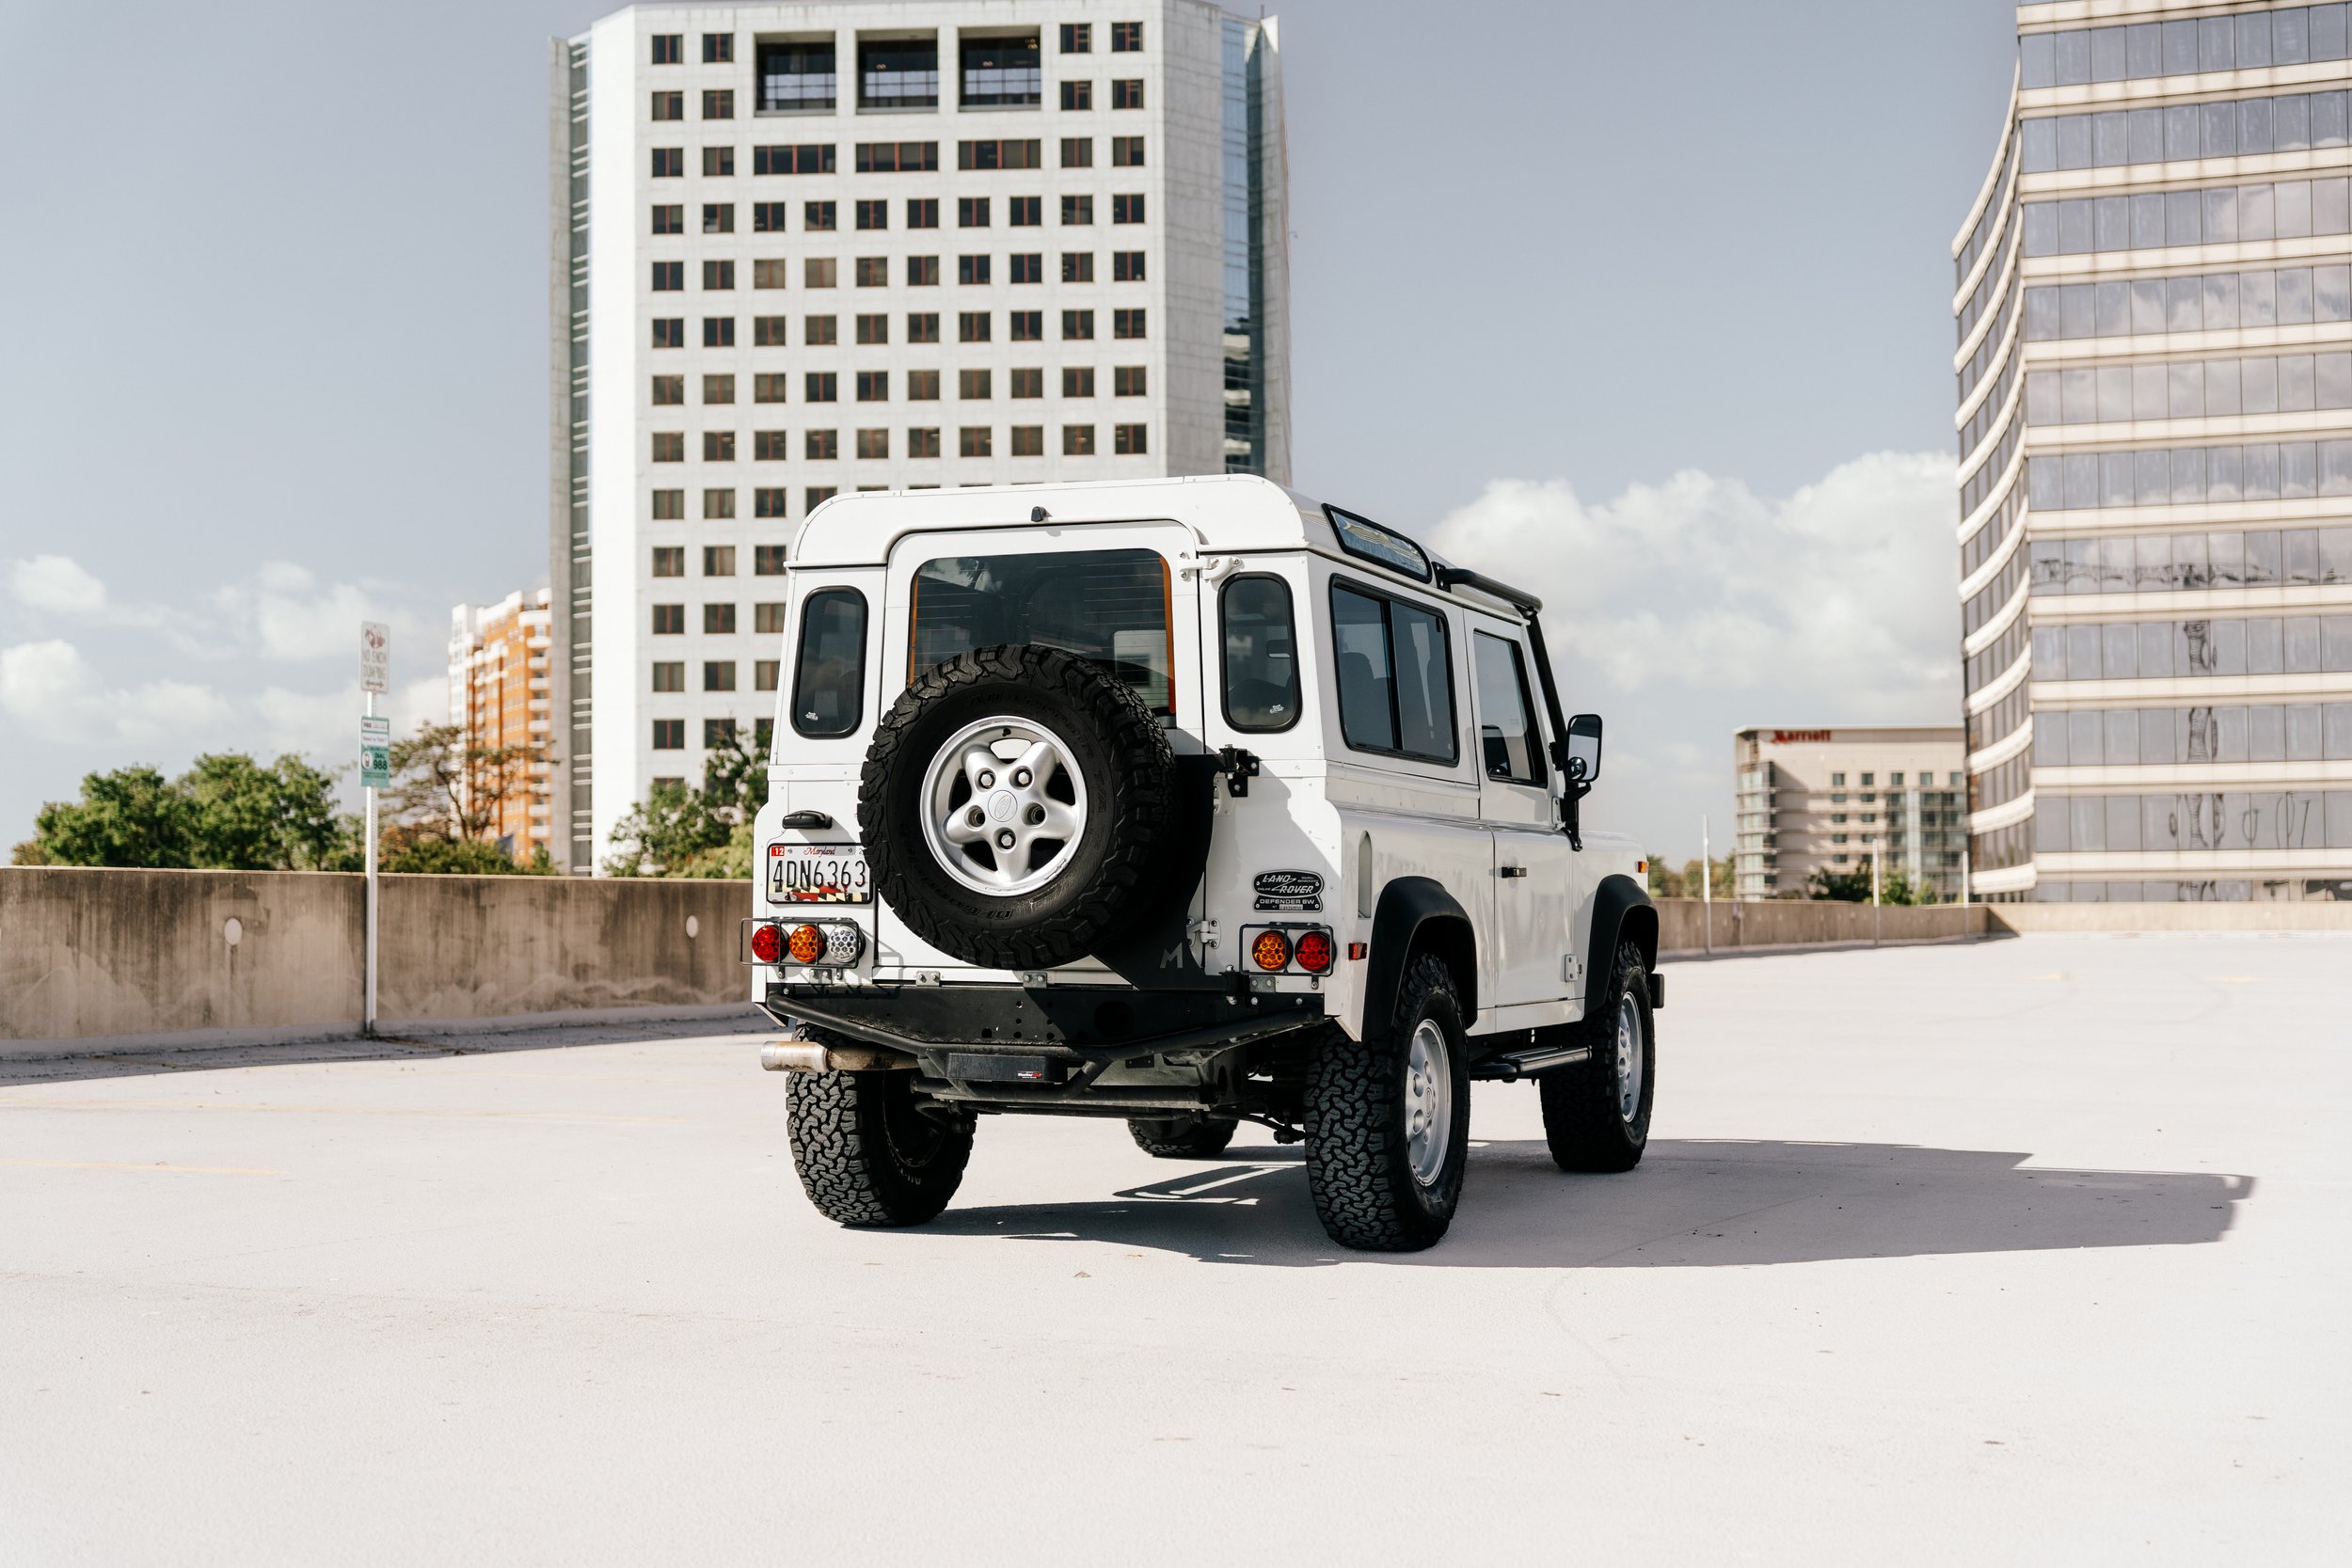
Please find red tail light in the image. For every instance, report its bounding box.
[1295,929,1335,974]
[749,924,784,964]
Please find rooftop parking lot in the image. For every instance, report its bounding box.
[3,934,2344,1563]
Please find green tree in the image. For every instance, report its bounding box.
[20,765,197,866]
[1645,855,1732,899]
[17,753,350,870]
[380,836,542,875]
[604,731,766,878]
[1805,859,1936,905]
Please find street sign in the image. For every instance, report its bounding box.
[360,621,390,695]
[360,715,391,790]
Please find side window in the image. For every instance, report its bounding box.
[1471,631,1545,785]
[790,588,867,737]
[1220,575,1299,732]
[1330,581,1457,766]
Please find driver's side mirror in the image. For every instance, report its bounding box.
[1563,713,1603,793]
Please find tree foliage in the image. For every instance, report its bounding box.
[1805,859,1937,905]
[17,754,344,870]
[603,731,766,878]
[1645,855,1733,900]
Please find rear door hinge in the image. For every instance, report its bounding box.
[1216,746,1261,798]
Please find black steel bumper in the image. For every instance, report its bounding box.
[762,981,1324,1064]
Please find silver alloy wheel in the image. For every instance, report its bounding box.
[1404,1018,1454,1187]
[1614,991,1645,1122]
[918,715,1089,897]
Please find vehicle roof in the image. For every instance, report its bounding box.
[785,474,1534,613]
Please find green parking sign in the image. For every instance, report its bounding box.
[359,715,391,790]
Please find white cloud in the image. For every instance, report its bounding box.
[0,638,235,745]
[215,560,385,662]
[8,555,108,617]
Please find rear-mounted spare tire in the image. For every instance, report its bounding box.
[857,644,1177,971]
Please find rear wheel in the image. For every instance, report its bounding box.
[787,1058,974,1227]
[1127,1116,1238,1159]
[1305,954,1470,1252]
[1538,940,1654,1173]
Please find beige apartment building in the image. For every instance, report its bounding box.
[1733,726,1970,900]
[448,588,557,862]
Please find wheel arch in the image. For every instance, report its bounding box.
[1585,874,1658,993]
[1360,877,1477,1039]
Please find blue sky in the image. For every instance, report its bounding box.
[0,1,2017,860]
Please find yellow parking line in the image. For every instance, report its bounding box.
[0,1158,289,1177]
[0,1098,683,1125]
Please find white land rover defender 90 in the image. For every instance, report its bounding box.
[747,476,1660,1252]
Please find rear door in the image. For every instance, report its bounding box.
[1470,626,1577,1023]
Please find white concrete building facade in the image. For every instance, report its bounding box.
[1957,0,2352,903]
[548,1,1289,871]
[1732,726,1968,901]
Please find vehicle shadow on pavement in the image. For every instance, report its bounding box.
[925,1139,2253,1268]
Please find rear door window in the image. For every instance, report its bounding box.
[1220,575,1300,732]
[790,588,867,737]
[910,547,1173,714]
[1330,580,1457,765]
[1471,631,1546,785]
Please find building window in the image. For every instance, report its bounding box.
[906,256,939,287]
[748,315,785,348]
[702,204,735,234]
[959,310,992,342]
[1112,193,1144,225]
[652,34,682,65]
[959,255,991,285]
[1113,365,1147,397]
[959,197,991,229]
[652,546,685,578]
[753,260,788,291]
[652,148,683,178]
[758,39,837,112]
[907,370,941,401]
[1060,23,1091,53]
[652,488,685,518]
[703,33,733,63]
[1062,309,1094,340]
[855,313,888,345]
[853,141,940,174]
[1061,194,1093,226]
[652,90,684,121]
[1861,773,1875,786]
[1113,308,1145,340]
[855,198,887,231]
[653,261,684,292]
[755,545,788,574]
[960,369,993,399]
[704,546,736,577]
[907,198,939,230]
[1112,136,1144,168]
[1061,136,1093,168]
[1009,367,1043,399]
[652,204,683,234]
[1063,424,1095,456]
[1009,196,1041,227]
[1061,80,1092,111]
[853,257,886,287]
[806,485,838,510]
[704,431,736,461]
[652,373,685,405]
[652,661,685,692]
[1010,253,1042,284]
[704,488,736,519]
[1114,423,1147,455]
[704,604,737,635]
[755,373,788,404]
[701,660,736,692]
[804,258,836,290]
[1111,22,1142,52]
[652,432,686,462]
[856,370,889,402]
[705,719,738,749]
[961,426,993,457]
[804,372,837,404]
[653,719,685,749]
[755,430,790,461]
[702,146,735,178]
[652,604,685,635]
[755,144,834,176]
[908,427,942,458]
[702,89,734,119]
[856,428,889,459]
[1112,251,1145,282]
[705,260,737,292]
[1111,79,1143,109]
[804,200,836,231]
[703,374,736,405]
[804,315,837,345]
[755,660,780,693]
[1063,367,1095,397]
[1010,425,1044,456]
[1058,253,1092,284]
[753,203,788,235]
[703,317,736,347]
[806,430,838,460]
[901,311,937,344]
[754,602,787,635]
[755,488,788,519]
[652,318,684,349]
[959,138,1043,171]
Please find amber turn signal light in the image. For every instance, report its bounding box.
[787,924,828,965]
[1250,929,1292,972]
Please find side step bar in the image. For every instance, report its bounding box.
[1470,1042,1593,1083]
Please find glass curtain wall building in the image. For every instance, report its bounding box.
[1958,0,2352,904]
[548,2,1289,872]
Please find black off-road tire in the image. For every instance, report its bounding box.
[1304,954,1472,1252]
[787,1057,975,1227]
[1127,1116,1239,1159]
[857,644,1176,971]
[1539,940,1655,1174]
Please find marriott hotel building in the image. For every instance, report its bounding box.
[547,2,1288,870]
[1957,0,2352,903]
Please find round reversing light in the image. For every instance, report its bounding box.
[821,924,865,967]
[750,924,785,964]
[1250,930,1292,972]
[787,925,827,965]
[1295,929,1335,974]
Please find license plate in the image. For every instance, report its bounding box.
[768,843,872,904]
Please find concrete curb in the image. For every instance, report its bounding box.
[0,1002,771,1062]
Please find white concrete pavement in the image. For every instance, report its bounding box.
[1,935,2345,1564]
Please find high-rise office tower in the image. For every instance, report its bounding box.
[1958,1,2352,903]
[548,2,1288,871]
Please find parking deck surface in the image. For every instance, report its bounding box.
[3,934,2344,1564]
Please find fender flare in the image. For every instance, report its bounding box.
[1585,874,1660,1000]
[1359,877,1477,1040]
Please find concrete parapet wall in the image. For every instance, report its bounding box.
[1990,901,2352,934]
[1657,898,1990,955]
[0,867,754,1054]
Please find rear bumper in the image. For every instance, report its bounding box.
[762,980,1323,1064]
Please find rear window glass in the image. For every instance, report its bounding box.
[910,547,1173,714]
[1330,581,1456,765]
[1220,575,1299,732]
[790,588,867,737]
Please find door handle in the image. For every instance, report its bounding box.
[1498,865,1528,879]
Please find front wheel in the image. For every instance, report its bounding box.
[1305,954,1471,1251]
[787,1063,974,1226]
[1539,940,1654,1173]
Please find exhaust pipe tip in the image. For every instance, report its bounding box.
[760,1035,921,1073]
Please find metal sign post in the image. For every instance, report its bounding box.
[1871,845,1883,948]
[360,622,390,1037]
[1700,815,1711,957]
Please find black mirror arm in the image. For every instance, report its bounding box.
[1523,612,1582,847]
